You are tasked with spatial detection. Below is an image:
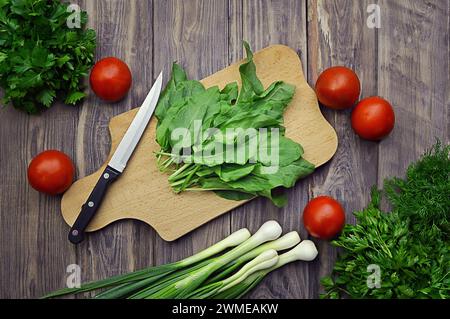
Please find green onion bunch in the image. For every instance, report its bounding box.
[43,221,318,299]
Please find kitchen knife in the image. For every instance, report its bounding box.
[68,72,163,244]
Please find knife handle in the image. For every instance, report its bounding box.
[68,166,121,244]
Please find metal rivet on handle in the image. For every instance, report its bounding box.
[88,201,94,207]
[103,173,110,179]
[72,230,78,236]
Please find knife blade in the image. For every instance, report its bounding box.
[68,72,163,244]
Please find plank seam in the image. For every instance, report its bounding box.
[151,0,156,267]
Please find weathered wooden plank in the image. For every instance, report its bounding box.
[1,0,449,299]
[306,0,379,297]
[152,0,231,266]
[0,97,80,298]
[228,0,311,299]
[377,0,449,185]
[0,0,96,298]
[228,0,243,65]
[74,0,154,297]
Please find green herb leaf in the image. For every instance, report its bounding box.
[322,142,450,299]
[65,91,86,105]
[155,42,315,207]
[0,0,96,113]
[37,88,56,107]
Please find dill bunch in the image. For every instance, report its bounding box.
[321,141,450,299]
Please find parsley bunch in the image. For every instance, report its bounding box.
[321,141,450,299]
[0,0,96,113]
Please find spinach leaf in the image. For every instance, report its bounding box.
[236,42,264,105]
[254,158,315,189]
[257,135,303,167]
[155,69,204,122]
[218,110,282,130]
[154,42,315,207]
[214,163,256,182]
[213,190,256,201]
[220,82,238,104]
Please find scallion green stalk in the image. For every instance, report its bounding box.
[126,259,215,299]
[187,250,279,299]
[95,258,214,299]
[145,220,283,299]
[42,228,251,299]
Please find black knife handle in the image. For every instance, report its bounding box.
[68,166,121,244]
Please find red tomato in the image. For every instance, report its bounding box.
[90,57,132,102]
[315,66,361,110]
[303,196,345,240]
[351,96,395,141]
[28,150,75,195]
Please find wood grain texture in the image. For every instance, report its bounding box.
[377,0,449,184]
[73,0,154,298]
[0,86,79,299]
[60,45,338,241]
[306,0,379,296]
[230,0,314,299]
[151,0,232,268]
[0,0,449,299]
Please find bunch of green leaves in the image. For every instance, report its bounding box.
[154,42,315,207]
[321,141,450,299]
[0,0,96,113]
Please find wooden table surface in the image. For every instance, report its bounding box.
[0,0,448,299]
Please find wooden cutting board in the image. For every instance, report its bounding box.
[61,45,338,241]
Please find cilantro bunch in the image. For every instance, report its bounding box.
[321,141,450,299]
[0,0,96,113]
